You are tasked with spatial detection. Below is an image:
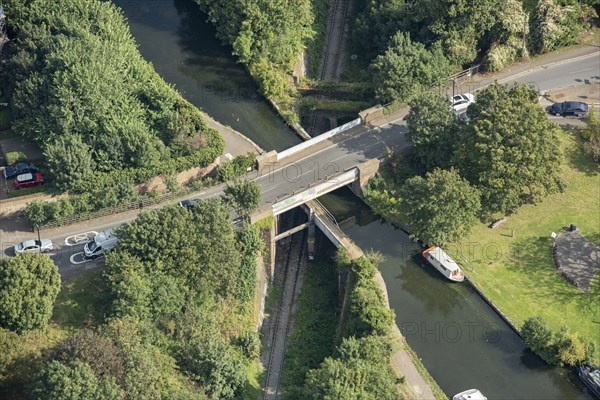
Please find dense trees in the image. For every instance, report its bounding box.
[522,316,596,367]
[406,93,458,170]
[196,0,313,106]
[304,335,399,400]
[0,254,60,333]
[2,0,222,194]
[34,360,123,400]
[370,32,452,104]
[456,83,563,214]
[399,169,481,246]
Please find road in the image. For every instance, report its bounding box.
[1,49,598,279]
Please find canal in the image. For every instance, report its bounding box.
[116,0,591,398]
[113,0,301,152]
[319,188,591,400]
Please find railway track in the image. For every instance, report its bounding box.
[309,0,351,135]
[262,214,307,400]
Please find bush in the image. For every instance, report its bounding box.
[5,151,27,166]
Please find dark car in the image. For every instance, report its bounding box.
[15,172,44,189]
[3,162,37,179]
[550,101,589,117]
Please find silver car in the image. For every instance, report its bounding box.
[15,239,54,254]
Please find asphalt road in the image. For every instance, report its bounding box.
[2,50,598,279]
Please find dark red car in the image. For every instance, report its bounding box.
[15,172,44,189]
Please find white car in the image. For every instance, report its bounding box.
[15,239,54,254]
[451,93,475,113]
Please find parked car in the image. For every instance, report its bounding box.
[550,101,589,117]
[3,162,37,179]
[179,199,198,208]
[15,239,53,254]
[450,93,475,112]
[83,230,118,259]
[15,172,44,189]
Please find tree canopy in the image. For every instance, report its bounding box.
[370,32,452,104]
[456,83,563,214]
[399,168,481,246]
[224,179,262,216]
[406,93,459,171]
[0,253,61,333]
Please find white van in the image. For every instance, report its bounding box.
[84,230,118,259]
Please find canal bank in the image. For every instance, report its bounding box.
[114,0,300,152]
[319,187,592,400]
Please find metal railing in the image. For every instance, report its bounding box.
[313,198,339,228]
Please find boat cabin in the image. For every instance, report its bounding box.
[422,246,465,282]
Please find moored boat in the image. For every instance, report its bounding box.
[578,364,600,399]
[422,246,465,282]
[452,388,487,400]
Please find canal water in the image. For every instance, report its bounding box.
[113,0,301,151]
[320,188,591,400]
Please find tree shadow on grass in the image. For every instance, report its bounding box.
[51,270,107,330]
[563,133,600,177]
[508,236,600,322]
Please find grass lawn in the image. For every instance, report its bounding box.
[452,131,600,361]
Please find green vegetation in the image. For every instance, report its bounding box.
[305,0,332,78]
[0,107,12,131]
[195,0,314,121]
[282,259,339,399]
[0,254,61,334]
[366,83,563,244]
[5,150,27,166]
[580,107,600,162]
[399,169,481,246]
[224,179,262,216]
[522,316,596,366]
[3,0,223,216]
[1,199,265,398]
[370,32,453,104]
[456,132,600,363]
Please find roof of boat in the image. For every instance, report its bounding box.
[453,388,487,400]
[423,246,462,272]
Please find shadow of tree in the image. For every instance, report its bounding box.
[563,133,600,177]
[508,236,600,322]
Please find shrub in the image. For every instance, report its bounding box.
[5,151,27,166]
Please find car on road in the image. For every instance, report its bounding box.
[458,111,471,124]
[15,239,53,254]
[15,172,44,189]
[179,199,198,208]
[550,101,589,117]
[3,162,37,180]
[451,93,475,113]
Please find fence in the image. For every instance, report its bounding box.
[39,189,195,230]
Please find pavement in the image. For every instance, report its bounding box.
[554,229,600,292]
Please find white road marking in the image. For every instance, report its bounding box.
[64,231,97,246]
[69,252,94,265]
[568,68,593,74]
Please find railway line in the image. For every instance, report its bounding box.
[309,0,351,135]
[262,213,308,400]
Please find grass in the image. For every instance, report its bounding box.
[300,98,371,113]
[451,131,600,361]
[241,359,263,399]
[7,185,46,198]
[52,270,106,330]
[305,0,332,79]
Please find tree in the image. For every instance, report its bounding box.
[406,93,459,171]
[455,83,563,214]
[529,0,584,55]
[34,360,123,400]
[224,179,262,216]
[399,168,481,246]
[0,253,61,333]
[370,32,452,104]
[581,107,600,162]
[44,134,96,192]
[304,335,398,400]
[54,329,125,383]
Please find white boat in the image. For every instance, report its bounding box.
[453,388,487,400]
[422,246,465,282]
